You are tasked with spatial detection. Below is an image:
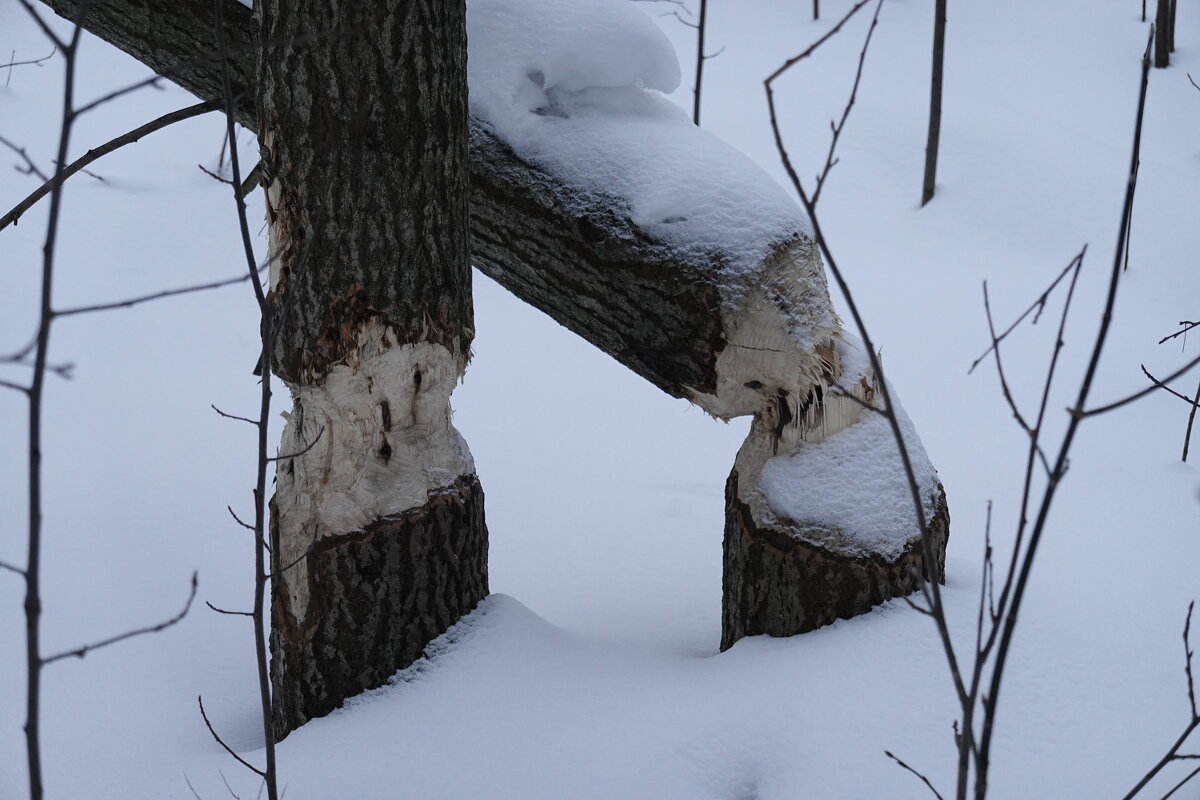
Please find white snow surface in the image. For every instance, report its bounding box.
[4,1,1200,798]
[759,338,940,559]
[467,0,809,276]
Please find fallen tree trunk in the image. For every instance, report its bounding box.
[39,0,949,668]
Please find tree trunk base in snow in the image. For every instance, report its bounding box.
[720,471,949,652]
[270,476,488,740]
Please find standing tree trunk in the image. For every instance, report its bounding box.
[921,0,947,207]
[1168,0,1177,53]
[692,0,708,126]
[1155,0,1171,67]
[256,0,488,739]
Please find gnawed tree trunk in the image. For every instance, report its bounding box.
[39,0,949,678]
[717,339,948,649]
[257,0,486,738]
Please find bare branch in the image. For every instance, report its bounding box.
[41,572,197,664]
[765,0,874,85]
[206,601,254,617]
[53,269,257,317]
[74,74,168,117]
[980,28,1158,789]
[267,426,325,462]
[0,132,50,181]
[212,405,261,426]
[226,505,255,531]
[219,770,243,800]
[902,594,934,617]
[184,772,205,800]
[0,379,31,394]
[0,559,26,577]
[13,0,65,53]
[0,100,219,232]
[1160,764,1200,800]
[2,48,55,88]
[1185,602,1197,720]
[1142,366,1200,408]
[1159,320,1198,346]
[983,281,1032,434]
[197,696,265,778]
[1183,374,1200,462]
[1079,352,1200,418]
[884,750,946,800]
[968,255,1080,374]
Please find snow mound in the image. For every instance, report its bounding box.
[467,0,810,276]
[758,339,941,559]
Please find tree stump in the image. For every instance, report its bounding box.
[722,471,948,650]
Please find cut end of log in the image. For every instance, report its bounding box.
[686,236,839,421]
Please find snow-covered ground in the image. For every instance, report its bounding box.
[2,0,1198,797]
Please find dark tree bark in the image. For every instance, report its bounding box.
[721,472,949,650]
[1156,0,1171,67]
[256,0,486,739]
[1169,0,1177,53]
[33,0,761,406]
[921,0,947,207]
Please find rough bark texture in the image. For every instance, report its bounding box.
[258,0,472,384]
[38,0,735,400]
[255,0,486,738]
[468,127,726,398]
[270,476,488,737]
[721,471,949,652]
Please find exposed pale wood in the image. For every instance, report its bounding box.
[257,0,487,738]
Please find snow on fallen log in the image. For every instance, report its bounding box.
[468,0,948,646]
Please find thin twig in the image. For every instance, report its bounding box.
[1142,366,1200,407]
[212,405,261,426]
[1159,321,1198,346]
[1160,764,1200,800]
[1,100,219,232]
[1183,374,1200,462]
[206,601,254,617]
[54,270,258,317]
[219,770,243,800]
[3,48,55,88]
[0,132,50,181]
[227,505,255,531]
[1080,352,1200,418]
[978,29,1157,793]
[198,696,265,778]
[884,750,946,800]
[41,573,198,664]
[267,426,325,462]
[184,772,205,800]
[968,256,1080,374]
[0,559,26,577]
